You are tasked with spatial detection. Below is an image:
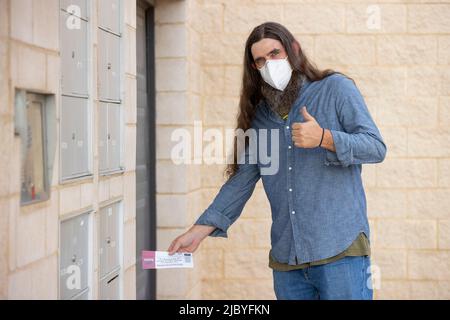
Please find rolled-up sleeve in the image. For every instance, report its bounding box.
[194,144,261,238]
[324,77,387,167]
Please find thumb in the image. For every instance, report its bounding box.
[301,106,314,122]
[168,239,181,255]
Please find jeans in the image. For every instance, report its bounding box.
[272,256,373,300]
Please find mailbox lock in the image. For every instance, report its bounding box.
[71,254,77,263]
[107,63,112,70]
[106,237,111,245]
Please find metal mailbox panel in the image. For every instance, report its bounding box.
[99,102,109,172]
[59,212,90,300]
[60,96,75,179]
[97,30,109,101]
[98,0,121,35]
[107,103,121,170]
[73,100,89,175]
[60,11,88,96]
[98,205,109,278]
[98,203,120,277]
[98,30,121,102]
[108,33,121,102]
[99,272,120,300]
[60,0,88,19]
[107,203,120,273]
[61,96,89,179]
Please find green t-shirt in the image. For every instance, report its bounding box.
[269,232,370,271]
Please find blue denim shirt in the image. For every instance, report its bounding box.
[194,73,387,265]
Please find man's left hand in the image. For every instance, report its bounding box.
[292,106,323,148]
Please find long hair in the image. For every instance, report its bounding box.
[224,21,352,180]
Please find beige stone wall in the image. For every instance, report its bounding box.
[186,0,450,299]
[154,0,203,299]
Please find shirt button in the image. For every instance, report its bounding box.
[289,188,292,192]
[286,126,290,130]
[289,167,292,170]
[288,145,292,149]
[292,211,296,215]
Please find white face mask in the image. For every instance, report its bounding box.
[258,56,293,91]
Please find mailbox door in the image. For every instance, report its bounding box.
[61,96,89,179]
[60,12,88,96]
[60,96,75,179]
[72,100,89,175]
[108,33,121,102]
[98,102,109,172]
[98,30,121,102]
[98,205,109,278]
[98,0,121,35]
[59,212,90,300]
[98,30,109,101]
[107,103,121,170]
[98,203,120,277]
[107,203,120,273]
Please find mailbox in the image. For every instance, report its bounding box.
[107,103,121,170]
[98,202,121,278]
[98,102,109,172]
[99,272,120,300]
[59,212,91,300]
[98,30,121,102]
[60,96,90,179]
[98,102,122,172]
[60,11,88,96]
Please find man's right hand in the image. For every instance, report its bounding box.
[167,224,216,255]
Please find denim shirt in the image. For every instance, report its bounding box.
[194,73,387,265]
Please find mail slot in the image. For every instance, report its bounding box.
[98,202,121,278]
[59,212,90,300]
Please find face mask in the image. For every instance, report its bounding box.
[258,56,293,91]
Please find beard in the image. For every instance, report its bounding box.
[260,70,306,119]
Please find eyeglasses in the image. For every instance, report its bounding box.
[253,48,286,69]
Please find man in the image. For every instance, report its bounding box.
[168,22,386,300]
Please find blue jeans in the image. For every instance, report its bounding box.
[272,256,373,300]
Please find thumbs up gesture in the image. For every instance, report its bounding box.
[292,106,324,148]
